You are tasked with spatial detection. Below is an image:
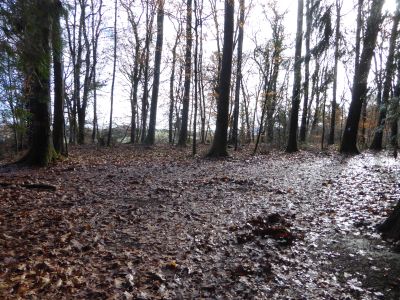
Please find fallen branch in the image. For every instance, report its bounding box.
[0,182,57,191]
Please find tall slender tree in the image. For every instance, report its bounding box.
[390,43,400,152]
[299,0,312,142]
[145,0,165,145]
[91,0,103,143]
[140,0,155,143]
[107,0,118,146]
[192,0,201,155]
[169,15,183,144]
[52,0,65,154]
[340,0,384,154]
[286,0,304,153]
[207,0,234,157]
[78,0,92,145]
[232,0,245,150]
[178,0,193,146]
[328,0,342,145]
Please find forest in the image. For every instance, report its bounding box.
[0,0,400,298]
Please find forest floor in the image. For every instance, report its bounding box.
[0,144,400,299]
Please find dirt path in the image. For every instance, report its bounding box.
[0,146,399,299]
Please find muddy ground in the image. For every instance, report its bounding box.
[0,145,399,299]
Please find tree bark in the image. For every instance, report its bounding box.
[340,0,384,154]
[286,0,304,153]
[20,0,55,166]
[207,0,234,157]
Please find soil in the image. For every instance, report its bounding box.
[0,145,399,299]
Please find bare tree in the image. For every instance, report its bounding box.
[231,0,245,150]
[207,0,234,157]
[328,0,342,145]
[52,0,65,154]
[286,0,303,153]
[107,0,118,146]
[178,0,193,146]
[145,0,165,145]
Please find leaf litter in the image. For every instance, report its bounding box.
[0,145,400,299]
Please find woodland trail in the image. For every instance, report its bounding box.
[0,145,399,299]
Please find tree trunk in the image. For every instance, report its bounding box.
[52,0,65,154]
[140,1,154,143]
[355,0,363,75]
[340,0,384,154]
[193,0,202,155]
[207,0,234,157]
[328,0,341,145]
[199,18,206,144]
[91,0,103,144]
[178,0,193,147]
[321,70,328,150]
[390,36,400,152]
[145,0,165,145]
[286,0,304,153]
[169,24,181,145]
[107,0,117,146]
[130,19,142,144]
[299,0,312,142]
[370,10,400,150]
[378,202,400,241]
[74,0,85,144]
[232,0,245,151]
[21,0,55,166]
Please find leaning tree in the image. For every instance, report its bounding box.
[340,0,384,154]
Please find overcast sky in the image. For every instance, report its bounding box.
[92,0,397,131]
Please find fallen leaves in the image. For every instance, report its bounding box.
[0,146,399,299]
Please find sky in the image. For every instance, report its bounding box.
[92,0,398,131]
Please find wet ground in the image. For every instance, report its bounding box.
[0,145,399,299]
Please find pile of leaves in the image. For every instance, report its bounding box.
[233,213,299,246]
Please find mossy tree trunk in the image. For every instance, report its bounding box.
[20,0,56,166]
